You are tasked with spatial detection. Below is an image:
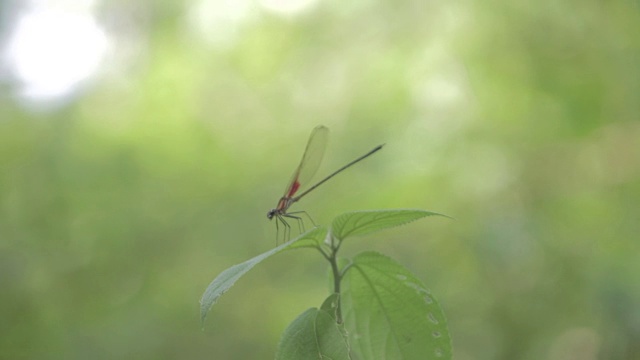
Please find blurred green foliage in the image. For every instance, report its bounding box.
[1,0,639,359]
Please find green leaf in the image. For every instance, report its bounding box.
[342,251,452,360]
[275,307,351,360]
[331,209,449,240]
[286,226,329,250]
[320,293,340,321]
[199,227,327,327]
[320,293,350,346]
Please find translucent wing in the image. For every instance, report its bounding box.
[282,125,329,198]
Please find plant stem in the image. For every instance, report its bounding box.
[328,237,343,324]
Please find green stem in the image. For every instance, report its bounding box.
[328,237,343,324]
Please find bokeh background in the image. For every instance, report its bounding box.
[1,0,639,359]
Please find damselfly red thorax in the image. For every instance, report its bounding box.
[267,125,384,242]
